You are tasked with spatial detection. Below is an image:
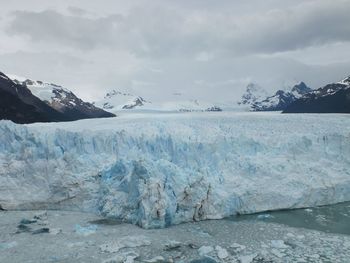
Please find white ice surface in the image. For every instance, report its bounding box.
[1,112,350,228]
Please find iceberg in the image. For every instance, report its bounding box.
[1,112,350,228]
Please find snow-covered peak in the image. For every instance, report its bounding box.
[104,90,133,99]
[250,82,313,112]
[240,83,269,106]
[6,74,115,118]
[95,89,224,113]
[338,76,350,86]
[96,89,150,111]
[122,97,147,110]
[290,82,313,98]
[309,75,350,98]
[7,74,27,83]
[0,72,11,81]
[8,75,72,104]
[245,83,264,94]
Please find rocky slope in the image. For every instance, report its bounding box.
[283,76,350,113]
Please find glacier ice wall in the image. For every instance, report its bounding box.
[1,113,350,228]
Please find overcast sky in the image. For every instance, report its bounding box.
[0,0,350,101]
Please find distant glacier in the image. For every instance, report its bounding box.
[1,112,350,228]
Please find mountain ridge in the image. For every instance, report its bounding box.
[239,81,313,111]
[0,71,115,123]
[283,76,350,113]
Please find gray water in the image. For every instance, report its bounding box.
[231,202,350,235]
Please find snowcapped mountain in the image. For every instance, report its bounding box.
[95,90,150,111]
[338,76,350,86]
[95,90,222,113]
[239,83,269,107]
[8,74,115,121]
[291,81,313,97]
[160,98,222,112]
[0,71,114,124]
[283,76,350,113]
[0,72,69,124]
[252,82,313,111]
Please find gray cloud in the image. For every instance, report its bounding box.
[7,10,123,50]
[67,6,88,16]
[1,0,350,101]
[6,0,350,57]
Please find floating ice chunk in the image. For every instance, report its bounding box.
[238,254,257,263]
[198,246,214,256]
[100,236,151,253]
[143,256,166,263]
[49,228,62,235]
[215,245,229,259]
[271,249,284,258]
[271,240,289,249]
[164,240,182,251]
[74,224,98,236]
[257,214,274,220]
[230,243,246,252]
[102,252,139,263]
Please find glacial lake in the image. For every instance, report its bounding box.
[230,202,350,235]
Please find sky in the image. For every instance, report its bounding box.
[0,0,350,102]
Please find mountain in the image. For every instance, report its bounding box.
[0,71,115,124]
[283,76,350,113]
[95,90,222,113]
[239,83,269,107]
[95,90,150,111]
[0,72,69,123]
[252,82,313,111]
[10,75,115,120]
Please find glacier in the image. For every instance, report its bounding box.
[1,112,350,229]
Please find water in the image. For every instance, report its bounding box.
[89,218,123,225]
[231,202,350,235]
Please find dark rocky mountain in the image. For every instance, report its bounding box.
[283,77,350,113]
[0,72,68,123]
[252,82,313,111]
[0,71,115,124]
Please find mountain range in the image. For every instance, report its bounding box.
[1,69,349,124]
[0,71,115,124]
[283,76,350,113]
[239,82,313,111]
[94,90,223,113]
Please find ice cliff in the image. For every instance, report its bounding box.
[1,113,350,228]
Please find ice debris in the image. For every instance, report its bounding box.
[100,236,151,253]
[74,224,98,236]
